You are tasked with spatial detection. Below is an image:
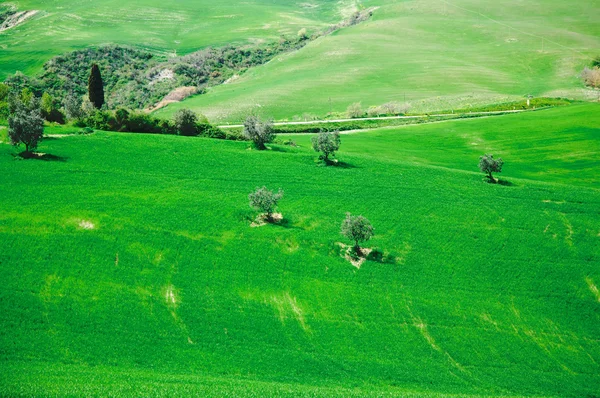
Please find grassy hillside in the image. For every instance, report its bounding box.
[0,104,599,396]
[158,0,600,121]
[0,0,347,79]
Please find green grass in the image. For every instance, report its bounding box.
[157,0,600,122]
[0,104,599,396]
[0,0,346,79]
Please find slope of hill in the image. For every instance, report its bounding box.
[157,0,600,121]
[0,104,598,396]
[0,0,347,79]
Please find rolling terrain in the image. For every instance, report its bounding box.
[0,104,599,396]
[157,0,600,121]
[0,0,346,78]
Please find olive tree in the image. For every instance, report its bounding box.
[249,186,284,222]
[8,92,44,155]
[341,213,374,254]
[479,154,504,182]
[174,108,198,136]
[311,130,341,162]
[243,115,275,150]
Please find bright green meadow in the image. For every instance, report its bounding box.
[0,0,345,78]
[0,104,599,396]
[158,0,600,121]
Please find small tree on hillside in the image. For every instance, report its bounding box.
[346,102,363,118]
[341,213,374,255]
[88,64,105,109]
[7,93,44,155]
[479,154,504,183]
[243,115,275,150]
[174,108,198,136]
[249,186,284,222]
[311,130,341,162]
[62,94,84,121]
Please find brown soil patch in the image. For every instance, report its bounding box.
[336,242,372,269]
[148,86,198,111]
[0,10,39,33]
[78,220,95,230]
[250,212,283,228]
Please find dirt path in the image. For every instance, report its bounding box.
[217,109,527,129]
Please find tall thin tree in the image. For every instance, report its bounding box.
[88,64,105,109]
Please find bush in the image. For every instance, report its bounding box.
[341,213,374,254]
[346,102,364,118]
[249,186,284,222]
[7,93,44,154]
[311,130,341,162]
[174,108,199,136]
[581,66,600,88]
[243,115,275,150]
[62,94,84,121]
[479,154,504,183]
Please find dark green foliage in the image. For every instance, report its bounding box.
[174,108,198,136]
[0,82,8,120]
[40,92,65,124]
[341,213,374,253]
[88,64,105,109]
[7,92,44,153]
[243,115,275,150]
[311,130,341,162]
[592,56,600,68]
[249,186,283,221]
[62,94,84,121]
[479,154,504,182]
[114,108,130,131]
[0,10,377,112]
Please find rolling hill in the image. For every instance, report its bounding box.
[156,0,600,121]
[1,104,599,396]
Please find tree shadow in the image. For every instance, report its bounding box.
[318,159,358,169]
[15,151,68,162]
[497,179,515,187]
[276,217,303,230]
[366,249,398,264]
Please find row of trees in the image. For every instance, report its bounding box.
[243,115,342,162]
[249,186,374,254]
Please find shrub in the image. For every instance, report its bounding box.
[479,154,504,183]
[174,108,199,136]
[581,66,600,88]
[346,102,364,118]
[311,130,341,162]
[341,213,374,255]
[114,108,130,131]
[248,186,284,222]
[243,115,275,150]
[7,93,44,154]
[62,94,84,121]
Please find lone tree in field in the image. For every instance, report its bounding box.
[7,92,44,155]
[479,154,504,183]
[249,186,284,222]
[243,115,275,150]
[311,130,341,162]
[88,64,105,109]
[174,108,198,136]
[341,213,374,255]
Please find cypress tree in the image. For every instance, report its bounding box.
[88,64,105,109]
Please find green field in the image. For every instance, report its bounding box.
[1,104,599,396]
[0,0,346,79]
[157,0,600,121]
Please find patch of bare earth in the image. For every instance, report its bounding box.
[148,86,198,111]
[0,10,39,33]
[251,213,283,228]
[336,242,372,269]
[78,220,95,230]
